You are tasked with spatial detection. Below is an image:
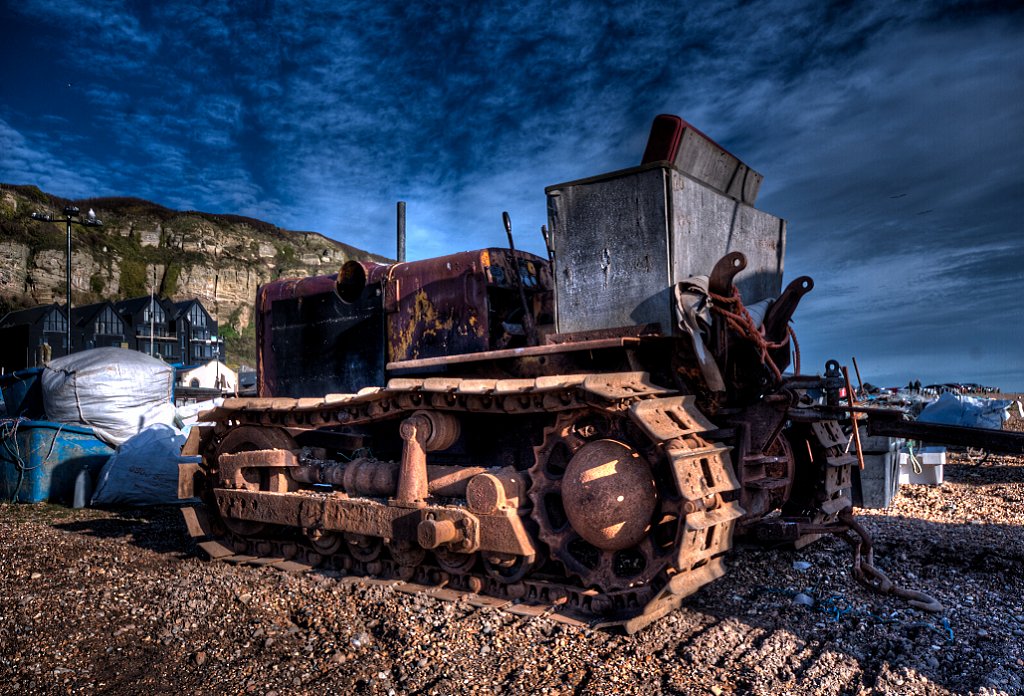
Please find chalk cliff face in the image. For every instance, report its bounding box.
[0,185,390,330]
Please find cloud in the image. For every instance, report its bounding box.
[2,0,1021,387]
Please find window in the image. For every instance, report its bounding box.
[142,300,168,336]
[95,307,121,336]
[190,304,206,328]
[43,309,66,333]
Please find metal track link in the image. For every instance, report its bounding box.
[198,372,675,432]
[618,396,744,633]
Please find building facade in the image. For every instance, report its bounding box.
[172,299,224,366]
[0,295,222,372]
[113,295,181,362]
[0,304,69,370]
[69,301,128,352]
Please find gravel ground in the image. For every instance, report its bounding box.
[1,411,1022,695]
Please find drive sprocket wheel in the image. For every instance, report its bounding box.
[528,410,679,591]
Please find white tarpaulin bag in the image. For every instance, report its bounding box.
[917,392,1019,430]
[42,347,177,446]
[91,423,200,506]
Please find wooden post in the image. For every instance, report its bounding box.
[851,356,865,397]
[843,365,865,470]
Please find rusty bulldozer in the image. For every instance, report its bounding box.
[178,115,1022,632]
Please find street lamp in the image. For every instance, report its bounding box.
[29,205,103,356]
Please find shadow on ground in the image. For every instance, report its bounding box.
[53,505,199,556]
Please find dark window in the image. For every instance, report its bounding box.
[95,307,121,336]
[190,304,206,329]
[43,309,66,333]
[142,301,168,336]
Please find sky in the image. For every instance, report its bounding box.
[1,0,1022,390]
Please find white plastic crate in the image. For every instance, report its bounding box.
[898,447,945,485]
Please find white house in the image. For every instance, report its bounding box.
[177,359,237,391]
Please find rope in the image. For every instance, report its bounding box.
[709,287,794,381]
[43,424,63,464]
[0,418,40,502]
[907,441,922,475]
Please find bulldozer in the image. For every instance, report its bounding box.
[178,115,975,632]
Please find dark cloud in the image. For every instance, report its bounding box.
[1,0,1021,387]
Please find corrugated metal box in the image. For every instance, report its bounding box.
[0,420,114,504]
[899,447,945,485]
[545,162,785,335]
[853,449,901,509]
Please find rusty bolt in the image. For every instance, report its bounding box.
[417,519,460,549]
[466,473,507,515]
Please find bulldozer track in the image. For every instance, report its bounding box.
[182,372,745,633]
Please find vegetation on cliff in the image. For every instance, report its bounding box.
[0,184,389,367]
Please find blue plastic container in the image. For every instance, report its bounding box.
[0,368,46,419]
[0,420,114,504]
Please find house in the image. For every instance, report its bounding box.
[69,301,128,352]
[114,295,179,362]
[171,299,223,366]
[177,359,237,391]
[0,303,69,370]
[0,296,223,370]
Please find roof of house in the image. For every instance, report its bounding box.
[172,298,215,324]
[113,295,166,316]
[0,303,65,329]
[69,300,124,328]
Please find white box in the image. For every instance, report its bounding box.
[898,447,945,485]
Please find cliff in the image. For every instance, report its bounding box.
[0,184,391,364]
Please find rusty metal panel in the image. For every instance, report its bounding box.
[385,248,551,365]
[386,250,491,363]
[668,168,784,303]
[180,505,213,537]
[197,540,236,559]
[258,269,388,398]
[546,162,785,335]
[546,165,671,334]
[642,115,763,204]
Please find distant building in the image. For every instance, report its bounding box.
[0,296,224,373]
[69,301,128,352]
[114,295,180,362]
[171,299,223,366]
[0,303,69,370]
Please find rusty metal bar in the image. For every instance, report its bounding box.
[397,414,430,506]
[386,336,641,371]
[397,201,406,263]
[842,366,865,470]
[867,418,1024,455]
[502,211,538,346]
[851,356,865,396]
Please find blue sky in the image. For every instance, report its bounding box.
[2,1,1022,390]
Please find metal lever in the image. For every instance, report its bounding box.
[502,212,537,346]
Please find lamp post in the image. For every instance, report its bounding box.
[29,206,103,356]
[150,265,156,357]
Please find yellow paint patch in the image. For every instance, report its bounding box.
[580,459,620,483]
